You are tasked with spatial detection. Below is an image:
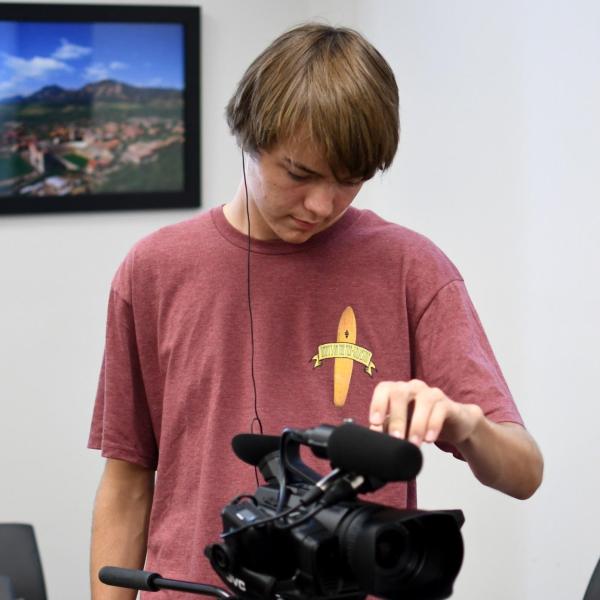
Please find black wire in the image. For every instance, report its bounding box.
[275,502,327,531]
[220,504,297,540]
[242,149,263,488]
[221,484,329,540]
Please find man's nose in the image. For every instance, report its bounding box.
[304,184,336,219]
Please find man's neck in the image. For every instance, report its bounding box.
[223,183,249,234]
[223,182,275,241]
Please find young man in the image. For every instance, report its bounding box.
[89,24,543,599]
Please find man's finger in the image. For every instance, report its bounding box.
[405,387,442,445]
[369,381,394,429]
[424,400,450,443]
[387,381,413,439]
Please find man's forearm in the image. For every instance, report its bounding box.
[91,461,154,599]
[456,419,543,499]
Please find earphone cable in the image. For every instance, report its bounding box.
[242,149,263,486]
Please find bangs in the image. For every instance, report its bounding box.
[227,24,399,181]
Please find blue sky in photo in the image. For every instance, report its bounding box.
[0,21,184,99]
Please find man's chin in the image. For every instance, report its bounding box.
[281,220,334,243]
[279,231,314,244]
[269,224,316,244]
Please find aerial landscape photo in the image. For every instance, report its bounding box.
[0,20,186,198]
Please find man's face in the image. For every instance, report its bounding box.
[244,139,364,244]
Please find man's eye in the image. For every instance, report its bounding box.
[287,171,309,182]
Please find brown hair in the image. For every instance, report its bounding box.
[226,23,399,181]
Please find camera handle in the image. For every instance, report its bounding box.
[99,566,237,598]
[276,429,324,511]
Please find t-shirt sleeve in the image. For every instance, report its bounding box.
[412,279,523,458]
[88,257,158,469]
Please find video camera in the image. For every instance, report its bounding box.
[100,422,464,599]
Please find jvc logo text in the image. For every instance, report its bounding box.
[225,573,247,591]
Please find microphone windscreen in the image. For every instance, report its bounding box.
[328,423,422,481]
[232,433,281,466]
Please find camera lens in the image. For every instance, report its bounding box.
[375,529,406,570]
[375,524,426,577]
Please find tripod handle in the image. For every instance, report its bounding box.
[99,566,160,591]
[99,566,235,598]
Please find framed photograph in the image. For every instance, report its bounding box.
[0,3,200,214]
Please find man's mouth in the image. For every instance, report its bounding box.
[292,216,319,230]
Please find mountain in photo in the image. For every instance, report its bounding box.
[0,80,182,106]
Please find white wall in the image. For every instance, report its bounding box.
[345,2,600,599]
[1,1,598,599]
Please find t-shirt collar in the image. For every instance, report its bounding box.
[211,205,361,255]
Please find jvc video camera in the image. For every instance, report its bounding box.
[100,422,464,599]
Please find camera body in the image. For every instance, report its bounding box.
[205,424,464,600]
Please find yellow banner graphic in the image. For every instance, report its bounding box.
[312,343,376,376]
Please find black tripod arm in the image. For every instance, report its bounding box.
[99,566,235,598]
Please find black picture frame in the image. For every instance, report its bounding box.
[0,3,200,214]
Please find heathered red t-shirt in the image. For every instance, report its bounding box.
[89,206,522,596]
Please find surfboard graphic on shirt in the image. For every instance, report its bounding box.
[334,306,357,407]
[311,306,376,407]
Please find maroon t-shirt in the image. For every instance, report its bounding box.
[89,206,522,596]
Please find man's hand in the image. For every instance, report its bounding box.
[368,379,483,447]
[368,379,544,499]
